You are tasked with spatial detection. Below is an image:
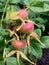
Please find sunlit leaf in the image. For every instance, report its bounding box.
[34,29,41,37]
[29,7,49,13]
[41,36,49,48]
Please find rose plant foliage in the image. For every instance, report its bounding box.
[0,0,49,65]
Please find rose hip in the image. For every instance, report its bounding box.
[21,22,34,33]
[18,9,28,19]
[11,40,25,49]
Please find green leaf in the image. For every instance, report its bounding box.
[30,7,44,13]
[10,0,21,4]
[0,61,4,65]
[30,45,42,58]
[0,0,6,12]
[30,0,44,6]
[38,24,45,31]
[41,25,45,31]
[30,38,43,48]
[29,6,49,13]
[35,17,47,24]
[0,43,5,51]
[6,57,17,65]
[0,27,6,41]
[23,0,34,6]
[0,54,3,61]
[30,38,43,58]
[0,27,6,51]
[34,29,41,37]
[0,0,6,3]
[41,36,49,48]
[20,60,24,65]
[23,0,44,6]
[44,3,49,10]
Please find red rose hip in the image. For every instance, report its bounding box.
[11,40,25,49]
[18,9,28,19]
[21,22,34,33]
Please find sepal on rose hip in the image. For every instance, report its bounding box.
[27,32,45,46]
[6,50,35,65]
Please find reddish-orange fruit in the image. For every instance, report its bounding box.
[11,40,25,49]
[18,9,28,19]
[21,22,34,33]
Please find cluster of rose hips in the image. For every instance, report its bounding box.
[6,9,44,65]
[7,9,44,50]
[7,9,34,50]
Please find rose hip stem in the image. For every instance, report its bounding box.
[7,29,19,40]
[16,17,25,31]
[26,20,39,28]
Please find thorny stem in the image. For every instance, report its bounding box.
[1,0,8,27]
